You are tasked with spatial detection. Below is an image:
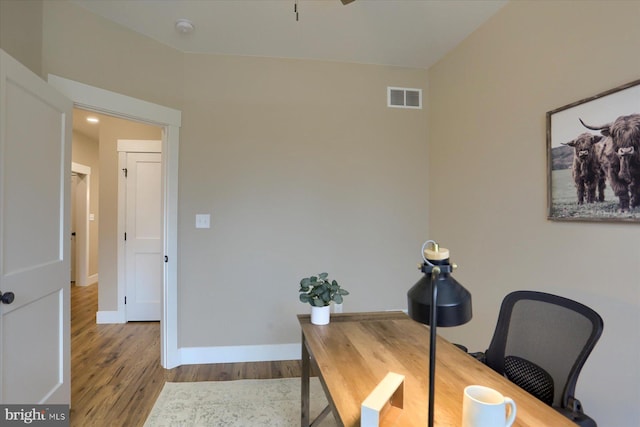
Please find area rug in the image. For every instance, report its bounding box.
[143,377,338,427]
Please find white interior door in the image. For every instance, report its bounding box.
[0,50,71,404]
[71,162,91,287]
[70,174,78,282]
[125,152,162,321]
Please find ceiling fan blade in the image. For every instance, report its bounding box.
[341,0,356,5]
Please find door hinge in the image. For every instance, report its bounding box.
[124,232,127,241]
[124,296,127,305]
[122,168,128,178]
[164,255,168,263]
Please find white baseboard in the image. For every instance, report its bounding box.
[76,273,98,286]
[96,309,126,324]
[75,273,98,287]
[179,343,300,365]
[87,273,98,285]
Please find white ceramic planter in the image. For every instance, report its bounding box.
[311,305,331,325]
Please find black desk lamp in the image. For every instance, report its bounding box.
[407,240,472,427]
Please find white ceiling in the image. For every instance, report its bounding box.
[70,0,507,69]
[73,108,105,140]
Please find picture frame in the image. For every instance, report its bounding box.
[547,79,640,222]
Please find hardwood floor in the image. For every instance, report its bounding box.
[71,284,302,426]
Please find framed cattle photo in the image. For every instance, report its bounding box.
[547,79,640,222]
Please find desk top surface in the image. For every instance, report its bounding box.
[299,311,577,427]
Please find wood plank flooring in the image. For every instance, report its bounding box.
[71,284,302,426]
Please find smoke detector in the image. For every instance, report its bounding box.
[175,19,195,35]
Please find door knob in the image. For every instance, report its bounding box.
[0,291,15,304]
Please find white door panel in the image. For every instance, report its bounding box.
[0,50,71,404]
[71,174,78,282]
[3,291,64,403]
[125,153,162,321]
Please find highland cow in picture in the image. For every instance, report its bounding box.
[562,133,606,205]
[580,114,640,212]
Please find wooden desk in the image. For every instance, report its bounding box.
[299,311,577,427]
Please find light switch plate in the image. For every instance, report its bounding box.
[195,214,210,229]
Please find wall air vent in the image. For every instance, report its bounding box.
[387,87,422,109]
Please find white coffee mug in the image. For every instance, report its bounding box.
[462,385,516,427]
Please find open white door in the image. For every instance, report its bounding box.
[0,50,71,403]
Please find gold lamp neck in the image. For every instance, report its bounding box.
[423,241,450,262]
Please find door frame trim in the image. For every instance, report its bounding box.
[71,161,92,286]
[48,75,181,369]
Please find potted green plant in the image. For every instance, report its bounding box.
[299,272,349,325]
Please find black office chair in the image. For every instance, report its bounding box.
[474,291,603,427]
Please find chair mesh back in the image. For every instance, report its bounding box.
[485,292,603,409]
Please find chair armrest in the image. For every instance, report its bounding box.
[453,343,468,352]
[468,351,486,363]
[452,343,486,363]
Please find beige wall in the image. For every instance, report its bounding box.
[0,0,43,76]
[41,0,183,110]
[39,2,429,340]
[428,1,640,425]
[180,53,428,346]
[72,130,99,276]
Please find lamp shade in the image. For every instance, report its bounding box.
[407,257,472,327]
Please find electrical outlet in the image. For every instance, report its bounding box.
[195,214,210,229]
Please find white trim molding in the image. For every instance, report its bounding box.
[71,162,91,175]
[47,75,181,126]
[48,74,182,369]
[96,310,126,324]
[117,139,162,153]
[179,344,301,365]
